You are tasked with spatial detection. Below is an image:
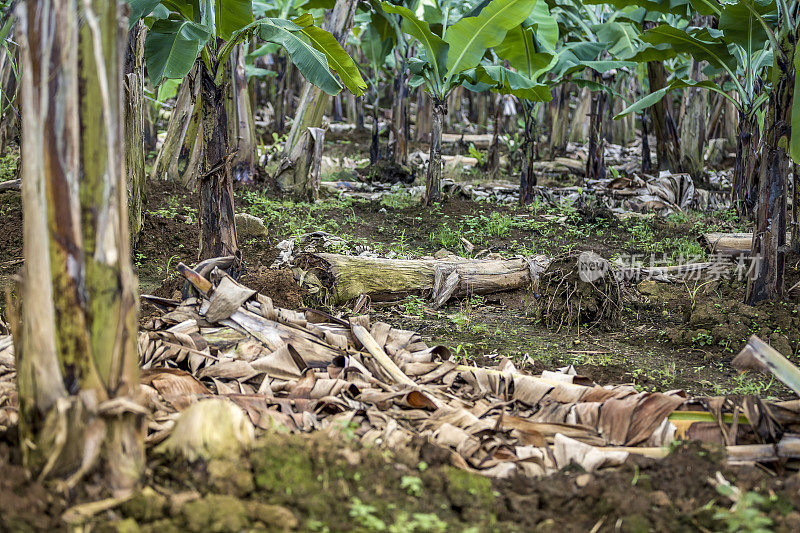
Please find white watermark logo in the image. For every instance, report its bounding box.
[578,251,609,282]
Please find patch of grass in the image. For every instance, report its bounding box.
[709,373,775,396]
[0,152,18,182]
[399,295,427,318]
[380,192,417,210]
[241,191,357,238]
[148,194,197,224]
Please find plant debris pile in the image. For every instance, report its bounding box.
[536,252,623,331]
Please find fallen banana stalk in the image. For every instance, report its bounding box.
[296,252,550,305]
[733,335,800,395]
[352,324,417,388]
[606,435,800,463]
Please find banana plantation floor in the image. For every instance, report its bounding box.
[117,178,800,400]
[3,156,800,531]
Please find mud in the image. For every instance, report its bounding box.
[2,432,799,532]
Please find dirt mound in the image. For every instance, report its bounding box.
[148,267,305,310]
[238,267,306,308]
[0,442,65,532]
[497,442,800,532]
[112,432,499,532]
[357,160,415,184]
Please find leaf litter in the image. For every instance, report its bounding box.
[3,261,800,530]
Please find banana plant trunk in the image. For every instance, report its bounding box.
[641,111,652,173]
[274,54,288,133]
[390,52,409,166]
[487,94,502,181]
[586,84,606,182]
[548,85,569,158]
[646,55,681,171]
[415,89,431,141]
[199,63,239,260]
[424,98,445,206]
[279,0,357,198]
[520,100,537,204]
[746,20,796,304]
[369,86,380,164]
[793,163,799,253]
[0,34,18,155]
[678,58,707,178]
[15,0,143,492]
[125,21,146,246]
[732,114,757,216]
[150,63,202,186]
[227,44,256,184]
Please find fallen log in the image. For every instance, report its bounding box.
[702,232,791,256]
[297,252,550,305]
[0,179,20,192]
[441,133,494,149]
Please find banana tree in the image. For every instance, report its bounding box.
[462,0,557,203]
[17,0,142,491]
[383,0,538,205]
[131,0,363,259]
[277,0,366,200]
[746,0,799,303]
[614,1,778,214]
[358,21,394,164]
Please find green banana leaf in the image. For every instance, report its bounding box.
[361,24,393,74]
[472,65,552,101]
[615,78,734,119]
[381,2,448,85]
[126,0,162,28]
[300,25,367,95]
[145,18,211,85]
[718,0,775,58]
[256,19,346,96]
[639,25,738,72]
[443,0,538,85]
[496,1,558,79]
[592,22,639,60]
[214,0,253,41]
[522,0,558,50]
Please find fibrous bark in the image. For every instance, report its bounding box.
[424,98,445,205]
[487,94,502,181]
[150,63,202,186]
[519,100,537,204]
[0,30,19,154]
[585,78,607,182]
[279,0,357,198]
[389,51,409,166]
[227,44,256,184]
[645,33,681,172]
[678,58,707,178]
[746,15,797,304]
[124,21,146,245]
[732,114,758,215]
[198,64,239,260]
[276,127,325,201]
[15,0,143,493]
[548,85,569,158]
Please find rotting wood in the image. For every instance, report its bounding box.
[297,252,550,305]
[702,232,792,256]
[0,179,20,192]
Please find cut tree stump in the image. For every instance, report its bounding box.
[297,252,550,305]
